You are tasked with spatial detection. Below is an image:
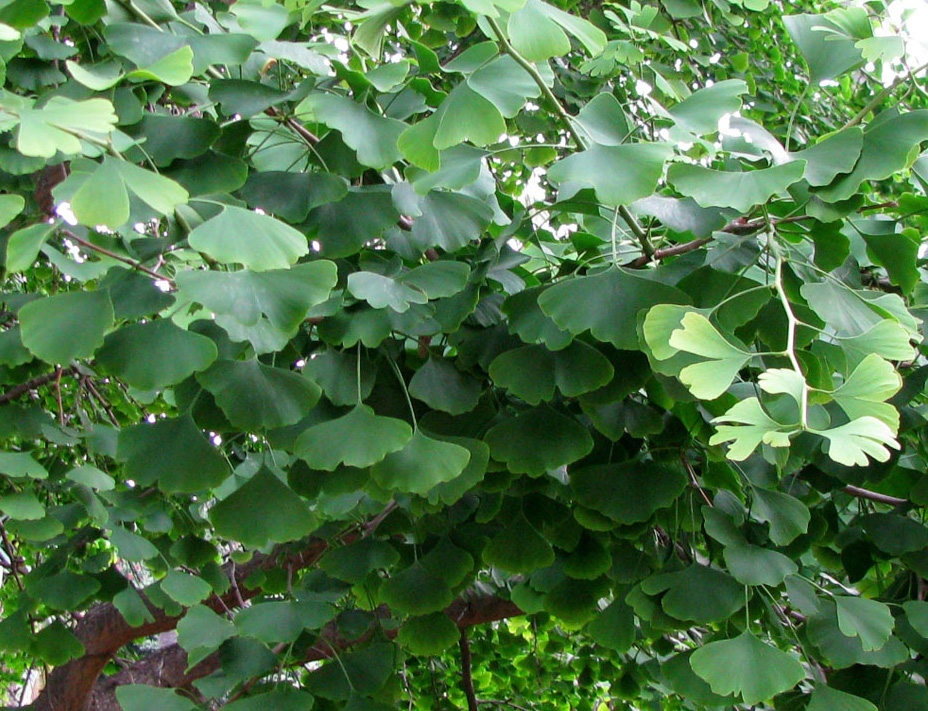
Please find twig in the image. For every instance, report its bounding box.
[483,16,648,247]
[0,366,77,406]
[842,485,906,507]
[459,629,479,711]
[843,59,928,129]
[363,500,398,537]
[264,106,320,145]
[62,229,170,285]
[478,701,534,711]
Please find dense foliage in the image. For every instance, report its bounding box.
[1,0,928,709]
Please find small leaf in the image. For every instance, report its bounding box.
[489,342,614,405]
[433,84,506,149]
[177,604,236,668]
[347,271,428,313]
[161,570,212,606]
[380,562,453,615]
[690,632,805,705]
[409,357,482,415]
[812,416,900,467]
[723,542,798,586]
[830,354,901,429]
[709,398,795,461]
[116,686,196,711]
[0,492,44,520]
[571,462,686,525]
[669,312,752,399]
[321,537,400,584]
[806,685,877,711]
[235,600,335,643]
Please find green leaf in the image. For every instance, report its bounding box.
[723,542,798,586]
[109,525,159,561]
[19,290,114,365]
[209,79,289,117]
[295,405,412,470]
[791,127,863,187]
[507,0,569,60]
[68,158,189,229]
[643,565,744,624]
[112,587,155,627]
[127,46,193,85]
[489,342,613,405]
[540,268,690,350]
[118,415,231,493]
[13,96,118,158]
[188,206,309,270]
[409,357,482,415]
[197,359,321,431]
[862,513,928,556]
[0,452,47,479]
[401,261,471,298]
[6,222,55,272]
[161,570,212,606]
[433,84,506,149]
[468,55,544,118]
[484,405,593,475]
[0,193,23,229]
[116,685,196,711]
[235,600,335,643]
[483,511,554,573]
[224,689,316,711]
[371,430,471,494]
[238,171,347,222]
[211,467,316,547]
[863,228,920,295]
[177,262,337,334]
[321,537,399,585]
[571,462,686,525]
[66,465,114,491]
[817,111,928,202]
[397,613,459,656]
[830,354,901,429]
[572,93,629,146]
[904,600,928,639]
[835,596,894,652]
[380,562,453,615]
[668,312,752,399]
[667,161,806,212]
[30,570,101,610]
[548,143,673,205]
[783,13,864,83]
[297,94,404,169]
[690,632,805,705]
[668,80,748,136]
[806,685,878,711]
[0,492,44,520]
[709,398,795,461]
[586,599,635,652]
[347,271,428,312]
[751,488,810,546]
[812,416,901,467]
[96,319,217,391]
[502,286,573,351]
[33,621,85,666]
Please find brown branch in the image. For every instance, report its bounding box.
[0,366,77,406]
[264,106,320,145]
[459,628,479,711]
[842,485,907,507]
[89,593,524,711]
[63,230,170,285]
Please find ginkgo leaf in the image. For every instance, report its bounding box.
[295,405,412,470]
[371,431,471,494]
[724,542,798,586]
[805,685,877,711]
[668,161,806,212]
[11,96,118,157]
[751,488,810,546]
[830,354,902,429]
[548,143,673,206]
[837,319,916,367]
[669,312,752,399]
[710,398,796,461]
[812,416,900,467]
[835,596,894,652]
[188,206,308,270]
[347,271,428,313]
[484,405,593,475]
[690,632,805,705]
[758,368,807,406]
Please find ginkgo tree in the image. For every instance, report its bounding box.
[1,0,928,709]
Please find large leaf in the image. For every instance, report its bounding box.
[484,405,593,475]
[371,430,471,494]
[489,341,614,404]
[571,462,686,525]
[19,290,114,364]
[297,94,404,168]
[783,12,865,83]
[187,206,309,270]
[690,632,805,705]
[835,596,894,652]
[667,161,806,212]
[211,467,316,547]
[197,359,321,430]
[96,319,217,391]
[548,143,673,205]
[539,268,690,350]
[295,405,412,470]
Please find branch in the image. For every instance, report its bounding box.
[63,230,170,285]
[29,505,399,711]
[0,366,77,406]
[842,485,907,507]
[459,628,479,711]
[88,593,524,711]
